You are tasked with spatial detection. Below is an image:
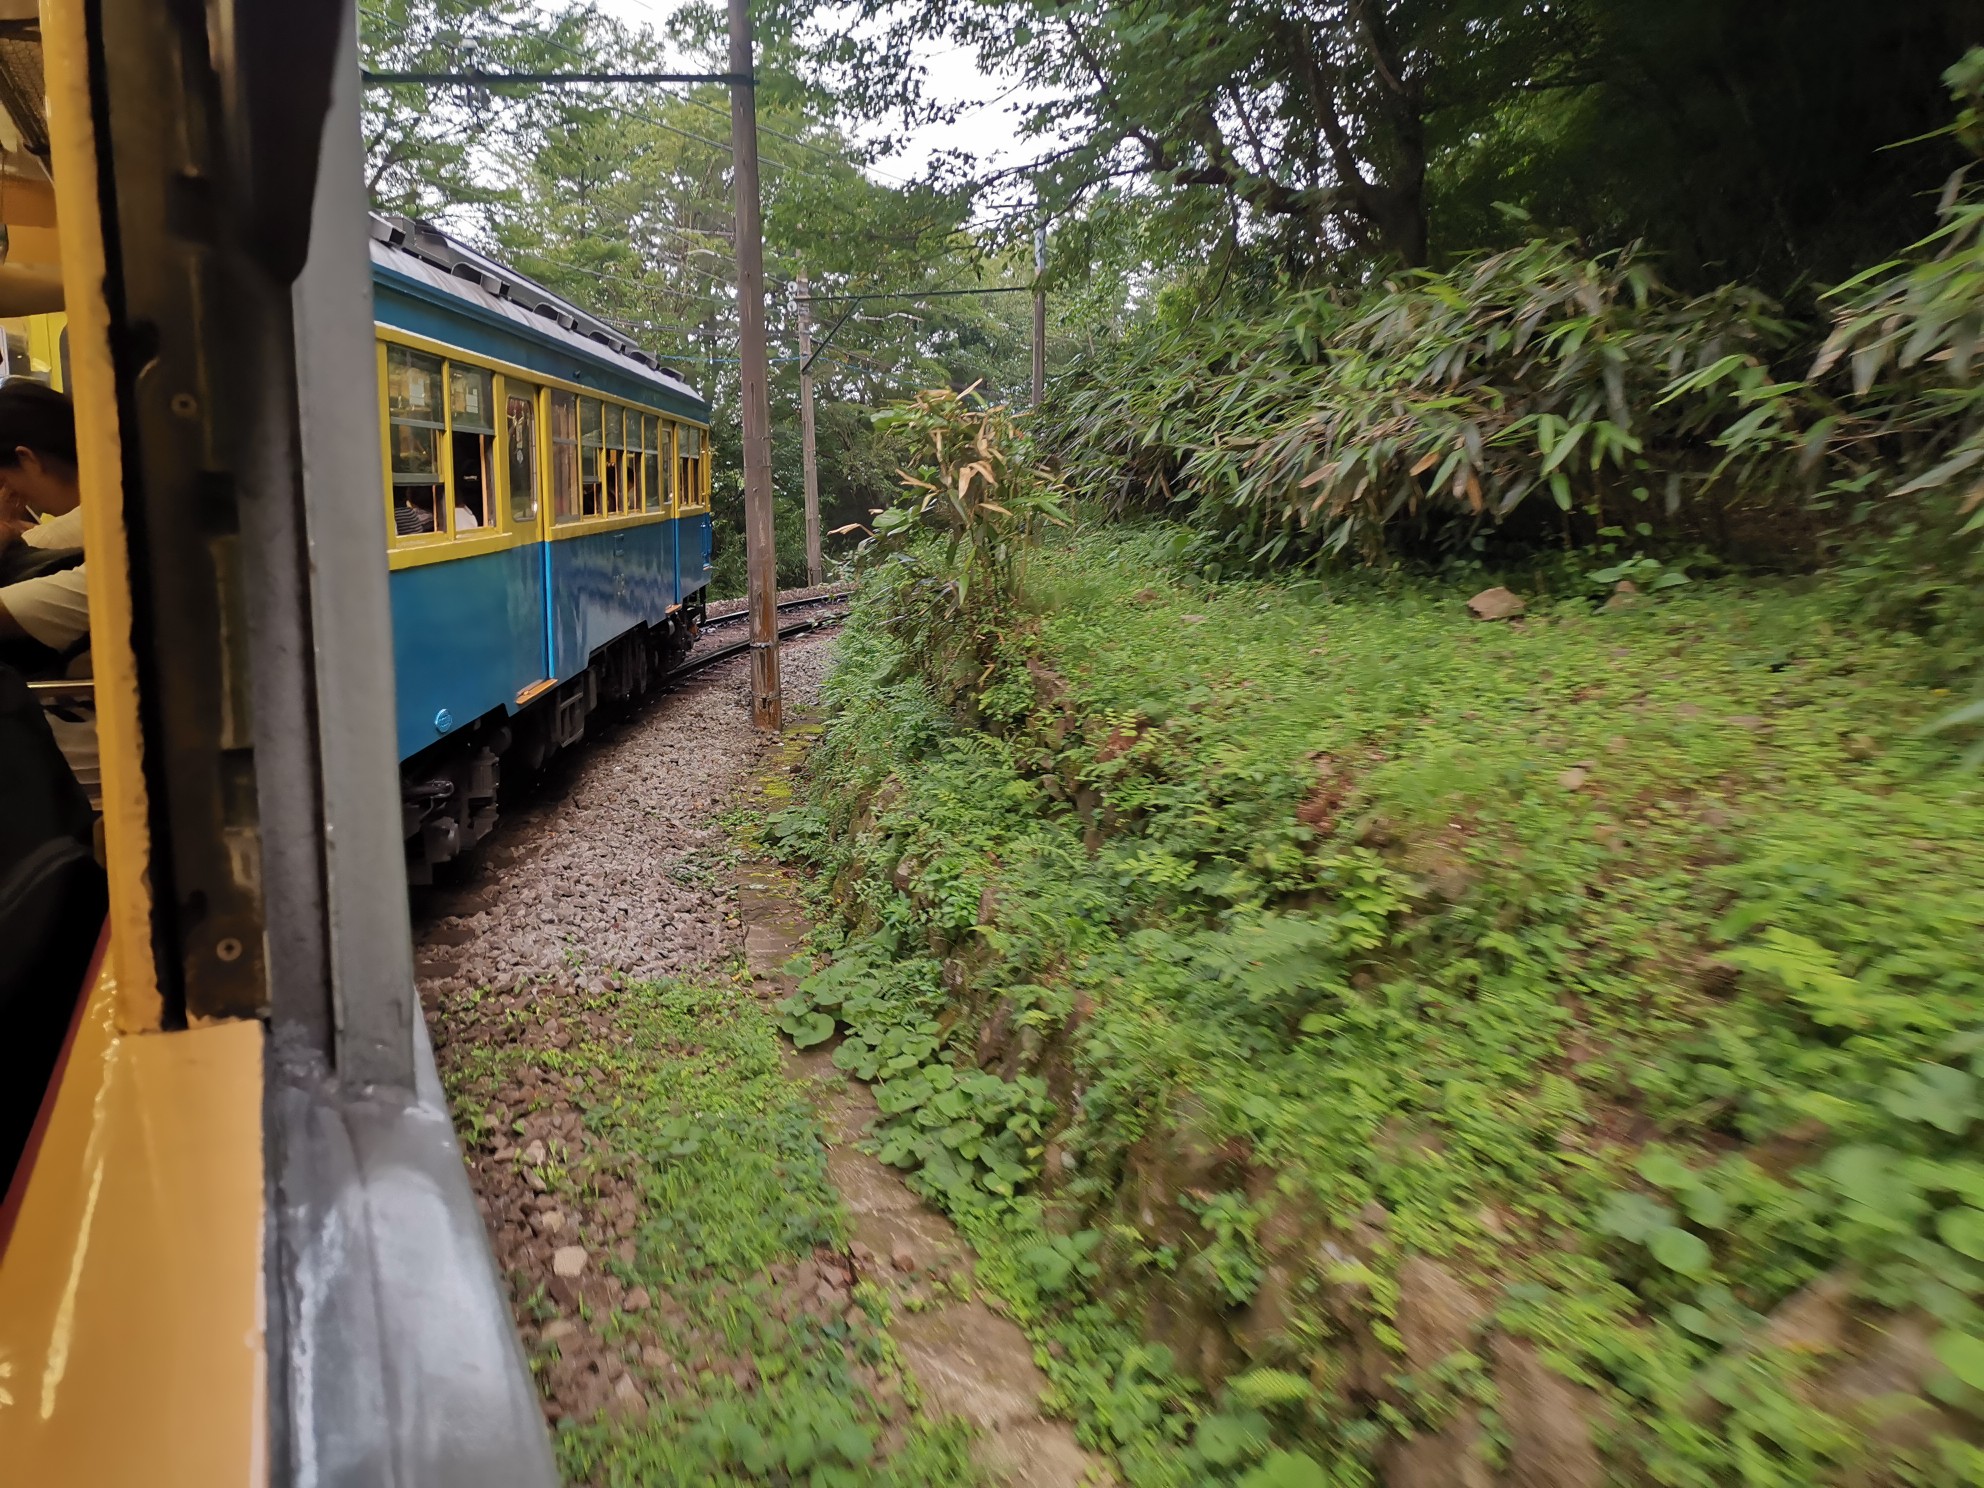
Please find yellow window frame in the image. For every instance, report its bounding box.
[380,336,541,570]
[374,325,708,544]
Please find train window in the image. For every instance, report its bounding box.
[643,415,662,512]
[679,423,705,511]
[580,397,603,516]
[550,390,581,524]
[603,402,624,514]
[449,365,495,532]
[387,344,446,537]
[507,388,540,526]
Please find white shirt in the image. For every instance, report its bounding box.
[4,505,88,650]
[22,506,84,551]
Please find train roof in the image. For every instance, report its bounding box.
[368,213,708,418]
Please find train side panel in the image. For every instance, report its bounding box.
[390,543,548,761]
[548,519,677,681]
[678,510,714,597]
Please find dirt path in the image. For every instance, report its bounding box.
[416,638,1100,1485]
[737,729,1103,1488]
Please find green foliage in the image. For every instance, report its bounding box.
[439,976,983,1486]
[778,943,1053,1215]
[779,523,1984,1483]
[1041,238,1812,565]
[864,385,1067,615]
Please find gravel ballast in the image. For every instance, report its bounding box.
[412,635,839,1428]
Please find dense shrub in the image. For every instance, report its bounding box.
[1038,52,1984,580]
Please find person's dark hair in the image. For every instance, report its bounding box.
[0,380,76,469]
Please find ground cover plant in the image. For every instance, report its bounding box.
[772,524,1984,1486]
[432,967,984,1486]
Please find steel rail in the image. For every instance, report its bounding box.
[670,608,848,683]
[701,589,854,627]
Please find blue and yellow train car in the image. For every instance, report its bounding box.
[367,216,715,879]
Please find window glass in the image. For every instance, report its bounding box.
[643,415,662,512]
[450,365,494,433]
[602,404,625,514]
[550,390,581,524]
[448,365,495,532]
[387,344,445,537]
[677,423,707,511]
[507,388,539,526]
[580,397,603,516]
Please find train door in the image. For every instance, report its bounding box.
[505,378,554,689]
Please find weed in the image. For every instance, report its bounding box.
[775,522,1984,1484]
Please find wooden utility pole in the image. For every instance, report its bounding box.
[729,0,781,730]
[796,271,824,586]
[1032,221,1047,408]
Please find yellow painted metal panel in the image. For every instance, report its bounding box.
[386,525,530,571]
[0,966,267,1485]
[42,0,161,1029]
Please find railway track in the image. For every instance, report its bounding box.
[699,585,856,628]
[673,604,850,681]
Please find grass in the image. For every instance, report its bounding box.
[770,523,1984,1486]
[440,973,985,1488]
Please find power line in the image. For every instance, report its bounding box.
[805,284,1035,302]
[362,69,748,86]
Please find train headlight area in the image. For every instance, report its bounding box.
[0,4,682,1482]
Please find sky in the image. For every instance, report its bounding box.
[579,0,1043,183]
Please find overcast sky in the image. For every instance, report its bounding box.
[579,0,1041,182]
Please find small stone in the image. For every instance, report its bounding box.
[522,1139,546,1166]
[541,1318,577,1345]
[612,1374,648,1415]
[1465,586,1526,621]
[539,1209,565,1235]
[1557,766,1588,791]
[552,1245,588,1278]
[641,1344,674,1370]
[849,1241,875,1266]
[623,1287,651,1312]
[1395,1256,1487,1372]
[891,1245,918,1274]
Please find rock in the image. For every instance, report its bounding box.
[539,1209,565,1235]
[1762,1271,1854,1357]
[641,1344,674,1370]
[541,1318,578,1345]
[891,1245,918,1274]
[1557,766,1589,791]
[1395,1257,1487,1372]
[1602,580,1641,612]
[1491,1337,1603,1488]
[1379,1412,1492,1488]
[521,1139,547,1166]
[611,1373,648,1416]
[552,1245,589,1278]
[623,1287,651,1313]
[1465,587,1526,621]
